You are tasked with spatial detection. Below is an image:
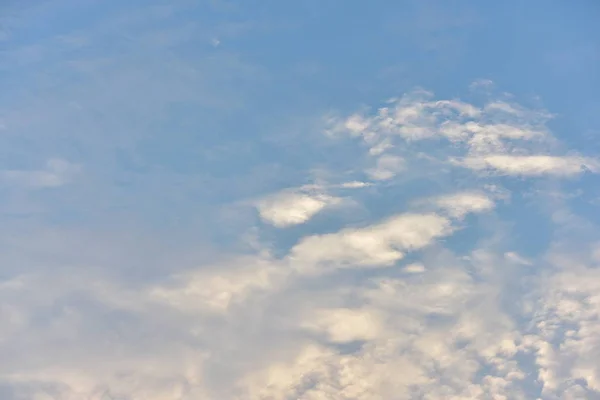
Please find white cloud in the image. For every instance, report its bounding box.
[237,260,528,400]
[366,154,405,180]
[288,212,453,273]
[337,180,372,189]
[149,255,284,313]
[525,266,600,397]
[456,155,599,176]
[430,191,495,219]
[368,139,393,155]
[300,308,384,343]
[257,190,342,227]
[404,262,426,273]
[324,88,572,184]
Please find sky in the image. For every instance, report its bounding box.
[1,1,600,399]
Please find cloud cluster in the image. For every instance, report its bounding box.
[327,89,597,180]
[1,80,599,400]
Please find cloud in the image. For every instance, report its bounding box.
[0,20,600,400]
[236,259,528,400]
[324,87,579,184]
[337,181,372,189]
[0,159,80,188]
[455,155,600,177]
[0,246,532,400]
[300,307,384,343]
[149,255,285,314]
[504,252,533,266]
[524,265,600,398]
[429,191,495,219]
[366,154,405,180]
[149,259,283,314]
[288,212,453,273]
[403,262,426,273]
[328,92,483,145]
[256,189,342,227]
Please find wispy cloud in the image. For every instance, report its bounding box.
[428,191,495,219]
[1,158,80,188]
[455,154,599,176]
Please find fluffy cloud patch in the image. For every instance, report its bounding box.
[429,191,495,219]
[524,265,600,398]
[288,212,453,272]
[257,190,342,227]
[237,261,528,400]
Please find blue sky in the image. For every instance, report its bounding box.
[1,1,600,399]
